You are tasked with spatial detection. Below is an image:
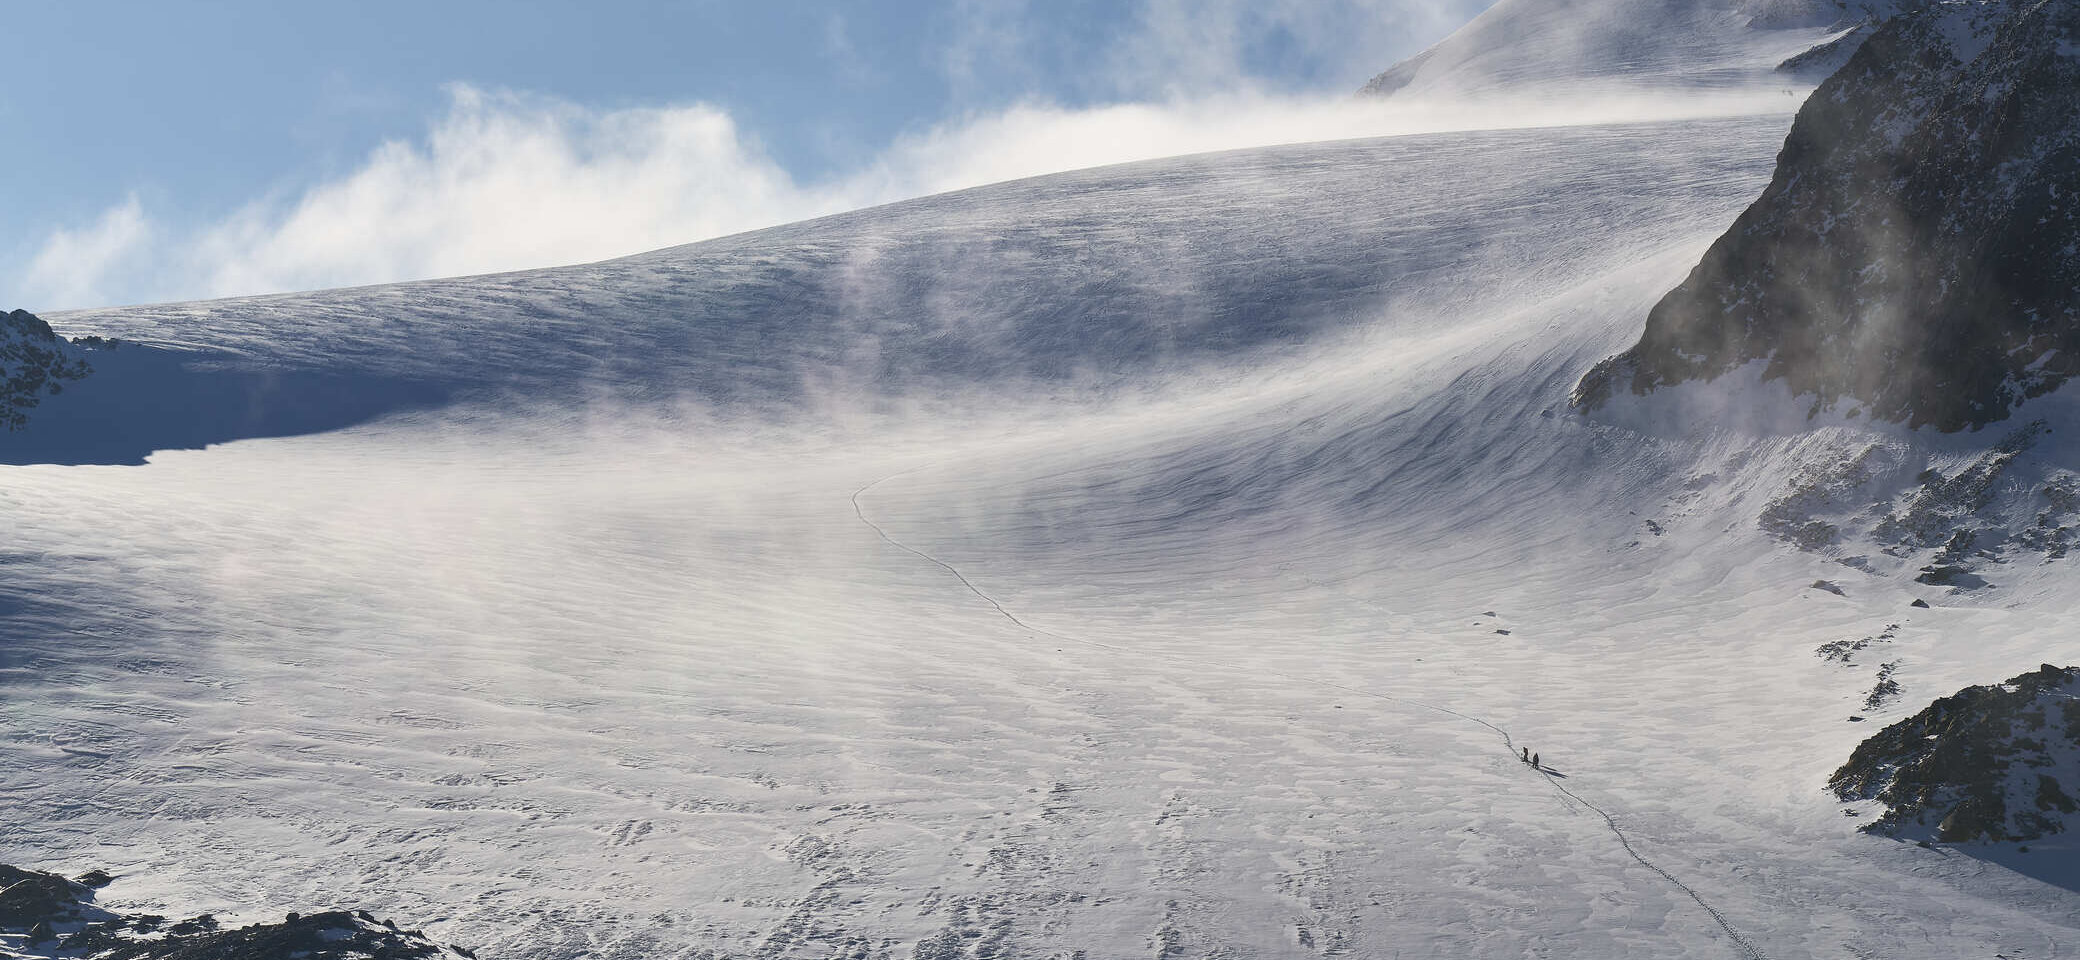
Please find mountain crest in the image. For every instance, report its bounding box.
[1575,0,2080,431]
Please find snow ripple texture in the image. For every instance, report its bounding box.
[854,475,1768,960]
[4,115,2079,960]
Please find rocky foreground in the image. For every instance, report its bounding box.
[1832,664,2080,844]
[1576,0,2080,431]
[0,864,474,960]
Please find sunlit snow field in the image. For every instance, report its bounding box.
[6,115,2080,959]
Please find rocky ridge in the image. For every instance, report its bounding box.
[2,309,105,432]
[1832,664,2080,843]
[1772,0,1919,78]
[1575,0,2080,431]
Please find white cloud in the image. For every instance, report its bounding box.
[4,0,1542,312]
[19,195,151,310]
[16,74,1798,312]
[188,86,828,300]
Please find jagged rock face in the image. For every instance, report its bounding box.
[1,309,93,432]
[1576,0,2080,431]
[1831,664,2080,843]
[0,865,109,933]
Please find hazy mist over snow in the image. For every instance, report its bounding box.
[10,2,2080,959]
[5,0,1482,311]
[20,84,1817,311]
[4,0,1830,312]
[15,108,2080,957]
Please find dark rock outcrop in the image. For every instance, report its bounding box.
[1576,0,2080,431]
[55,910,455,960]
[0,863,473,959]
[1,309,95,432]
[1831,663,2080,842]
[0,864,113,932]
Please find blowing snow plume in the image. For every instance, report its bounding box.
[1574,0,2080,431]
[16,1,2080,958]
[1357,0,1860,96]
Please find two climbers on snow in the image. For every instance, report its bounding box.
[1520,747,1540,769]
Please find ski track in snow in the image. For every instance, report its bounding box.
[854,473,1770,960]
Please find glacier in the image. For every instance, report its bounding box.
[5,3,2080,959]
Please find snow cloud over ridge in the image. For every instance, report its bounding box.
[19,81,1801,312]
[21,195,152,311]
[189,88,810,303]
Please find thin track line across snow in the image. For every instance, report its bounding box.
[852,473,1770,960]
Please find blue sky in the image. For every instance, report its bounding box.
[2,1,1489,310]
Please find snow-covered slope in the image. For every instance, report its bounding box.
[5,3,2080,958]
[4,106,2079,960]
[31,123,1774,461]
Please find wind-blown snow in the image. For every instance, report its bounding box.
[4,112,2079,960]
[1359,0,1848,97]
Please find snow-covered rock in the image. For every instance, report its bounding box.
[1575,0,2080,431]
[0,309,95,432]
[0,863,474,960]
[1743,418,2080,587]
[1832,664,2080,844]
